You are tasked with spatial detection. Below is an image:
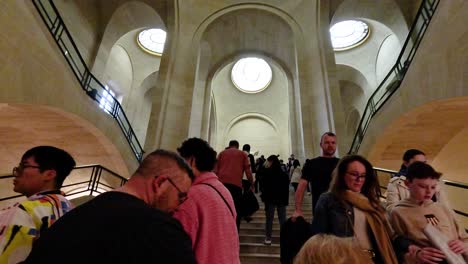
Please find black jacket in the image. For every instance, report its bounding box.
[260,166,289,206]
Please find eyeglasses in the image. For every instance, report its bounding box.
[346,171,366,180]
[12,164,41,175]
[166,178,188,205]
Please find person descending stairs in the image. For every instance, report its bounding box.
[239,188,313,264]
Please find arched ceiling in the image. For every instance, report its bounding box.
[92,1,165,78]
[331,0,409,44]
[368,97,468,170]
[0,104,130,177]
[200,8,295,78]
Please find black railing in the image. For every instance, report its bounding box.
[31,0,144,162]
[0,164,127,205]
[348,0,440,154]
[374,167,468,231]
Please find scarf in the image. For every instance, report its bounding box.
[342,190,399,264]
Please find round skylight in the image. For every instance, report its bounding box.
[231,57,272,93]
[330,20,369,51]
[137,28,166,55]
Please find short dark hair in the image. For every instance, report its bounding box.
[329,155,381,207]
[177,138,217,172]
[320,132,336,143]
[242,144,251,152]
[229,140,239,148]
[293,159,300,168]
[293,160,301,168]
[22,146,76,189]
[267,155,280,169]
[137,149,194,180]
[402,149,425,162]
[406,162,441,181]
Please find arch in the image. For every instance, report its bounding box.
[375,34,401,83]
[331,0,407,91]
[210,57,290,150]
[128,70,161,145]
[196,7,299,82]
[331,0,408,46]
[92,1,165,79]
[225,113,279,136]
[102,44,133,97]
[336,64,371,96]
[333,18,402,88]
[192,3,303,45]
[223,113,285,157]
[188,5,306,159]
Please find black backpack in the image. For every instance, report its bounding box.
[280,216,312,264]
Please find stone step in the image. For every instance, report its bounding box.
[239,234,280,244]
[239,227,280,236]
[240,243,281,255]
[254,208,312,215]
[257,205,312,210]
[241,221,282,229]
[240,253,281,264]
[245,213,313,219]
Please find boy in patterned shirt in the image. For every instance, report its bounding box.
[0,146,75,263]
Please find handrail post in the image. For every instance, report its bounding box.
[89,165,100,196]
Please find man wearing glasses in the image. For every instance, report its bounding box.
[24,149,197,264]
[0,146,76,263]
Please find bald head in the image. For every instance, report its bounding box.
[135,149,194,181]
[124,149,193,212]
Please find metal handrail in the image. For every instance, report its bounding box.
[374,167,468,190]
[0,164,127,202]
[31,0,144,162]
[374,167,468,230]
[348,0,440,154]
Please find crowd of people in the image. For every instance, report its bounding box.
[0,132,466,264]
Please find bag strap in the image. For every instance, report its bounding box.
[199,183,234,217]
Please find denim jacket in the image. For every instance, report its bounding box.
[311,192,411,262]
[311,192,354,237]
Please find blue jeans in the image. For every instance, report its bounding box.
[264,203,286,239]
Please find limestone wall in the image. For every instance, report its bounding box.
[0,1,137,174]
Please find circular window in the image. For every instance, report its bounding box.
[330,20,369,51]
[231,57,272,93]
[137,28,166,55]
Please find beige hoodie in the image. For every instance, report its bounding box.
[390,198,468,248]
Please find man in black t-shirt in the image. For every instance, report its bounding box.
[293,132,339,218]
[24,149,197,264]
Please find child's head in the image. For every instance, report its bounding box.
[406,162,442,202]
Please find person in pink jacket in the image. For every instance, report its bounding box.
[174,138,240,264]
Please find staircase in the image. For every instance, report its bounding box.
[239,189,313,264]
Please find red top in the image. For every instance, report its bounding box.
[215,147,252,188]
